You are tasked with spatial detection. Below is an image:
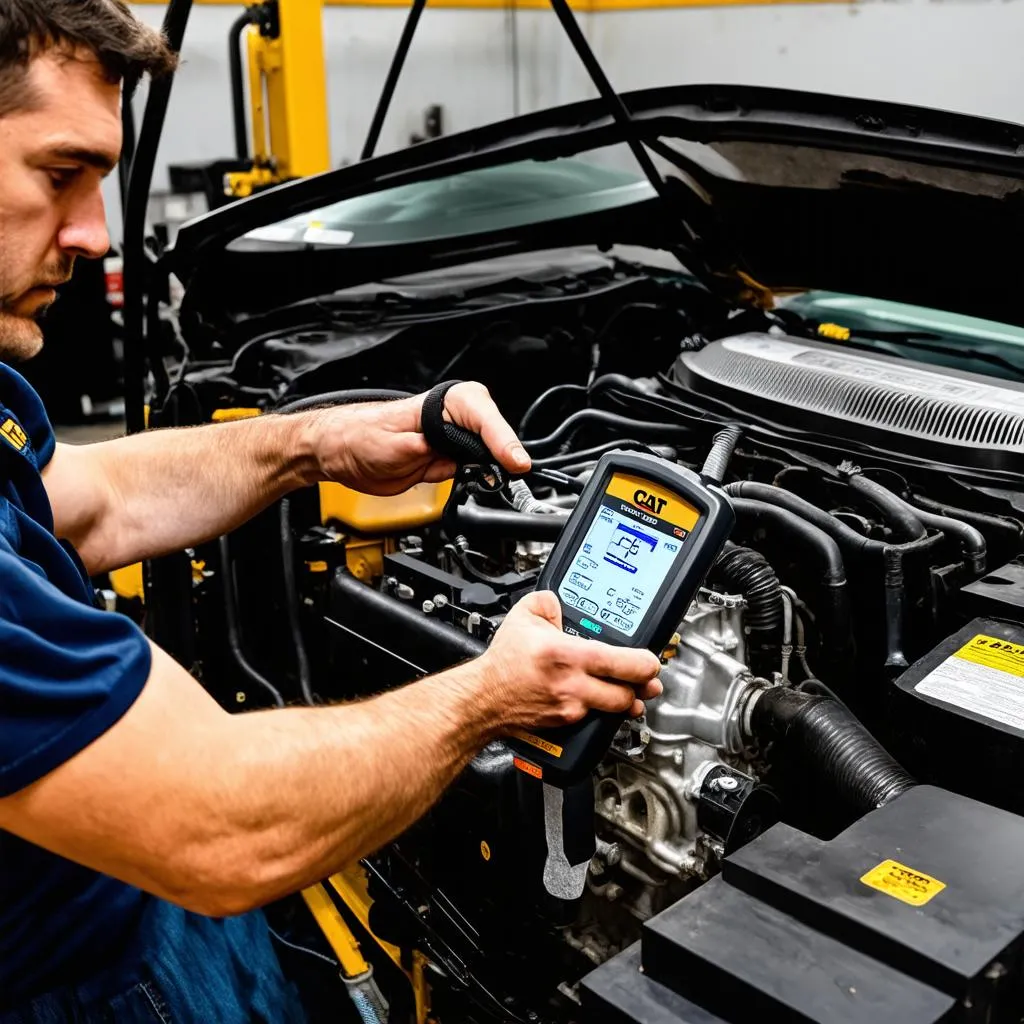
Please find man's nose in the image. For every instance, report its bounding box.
[56,185,110,261]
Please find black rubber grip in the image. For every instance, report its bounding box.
[421,380,493,465]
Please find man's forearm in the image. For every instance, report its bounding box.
[54,414,321,574]
[205,660,501,913]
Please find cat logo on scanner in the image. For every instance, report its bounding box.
[633,489,667,516]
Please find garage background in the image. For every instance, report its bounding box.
[103,0,1020,241]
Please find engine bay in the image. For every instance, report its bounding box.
[150,249,1024,1023]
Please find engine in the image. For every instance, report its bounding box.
[163,286,1024,1023]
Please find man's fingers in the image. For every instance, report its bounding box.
[582,680,640,715]
[519,590,563,629]
[445,383,531,473]
[637,678,664,701]
[573,641,662,686]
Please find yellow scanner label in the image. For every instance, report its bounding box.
[604,473,700,532]
[860,859,946,907]
[509,729,564,758]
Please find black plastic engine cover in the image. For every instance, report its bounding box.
[582,785,1024,1023]
[889,616,1024,814]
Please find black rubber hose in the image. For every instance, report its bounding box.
[331,571,486,671]
[841,468,927,541]
[725,481,885,558]
[218,535,285,708]
[723,482,940,672]
[228,9,254,162]
[900,496,987,574]
[911,493,1023,547]
[523,410,691,457]
[518,383,587,438]
[729,498,847,587]
[532,440,668,470]
[276,389,411,414]
[728,497,855,678]
[711,544,783,634]
[453,501,569,542]
[280,499,315,705]
[750,687,916,813]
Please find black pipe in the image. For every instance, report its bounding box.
[728,497,855,678]
[331,571,486,672]
[518,383,587,438]
[725,481,884,559]
[123,0,192,435]
[729,498,847,587]
[218,535,286,707]
[453,501,568,542]
[280,499,315,705]
[901,496,987,574]
[361,0,427,161]
[750,687,916,814]
[524,409,690,457]
[840,467,926,542]
[276,389,411,415]
[228,9,254,162]
[711,544,783,634]
[911,493,1023,548]
[532,440,668,470]
[724,481,943,670]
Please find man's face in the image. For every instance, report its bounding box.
[0,51,120,362]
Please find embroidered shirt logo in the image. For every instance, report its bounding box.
[0,418,27,452]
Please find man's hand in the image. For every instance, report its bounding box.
[472,590,664,731]
[308,382,531,496]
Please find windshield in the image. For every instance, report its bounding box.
[237,154,654,249]
[780,291,1024,382]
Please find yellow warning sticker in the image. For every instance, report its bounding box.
[509,729,564,758]
[954,635,1024,677]
[860,859,946,907]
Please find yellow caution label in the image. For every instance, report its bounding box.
[954,634,1024,677]
[0,418,27,451]
[860,859,946,907]
[509,729,564,758]
[605,472,700,532]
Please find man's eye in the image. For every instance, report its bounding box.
[47,168,80,190]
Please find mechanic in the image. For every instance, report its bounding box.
[0,2,663,1021]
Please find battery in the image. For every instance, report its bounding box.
[582,784,1024,1023]
[889,616,1024,814]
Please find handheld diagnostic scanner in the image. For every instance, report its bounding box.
[507,448,736,787]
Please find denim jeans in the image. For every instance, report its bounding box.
[0,899,308,1023]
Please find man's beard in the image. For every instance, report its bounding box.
[0,256,72,362]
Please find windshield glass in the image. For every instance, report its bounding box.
[238,153,654,249]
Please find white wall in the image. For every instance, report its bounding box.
[105,0,1024,244]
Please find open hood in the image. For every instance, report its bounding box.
[168,83,1024,328]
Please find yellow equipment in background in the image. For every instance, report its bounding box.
[225,0,331,198]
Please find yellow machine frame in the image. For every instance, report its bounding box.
[226,0,332,198]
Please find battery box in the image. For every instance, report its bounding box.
[889,616,1024,814]
[581,785,1024,1023]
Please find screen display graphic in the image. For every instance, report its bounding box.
[557,473,701,639]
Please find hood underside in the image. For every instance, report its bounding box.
[169,84,1024,329]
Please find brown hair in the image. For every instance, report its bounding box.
[0,0,178,117]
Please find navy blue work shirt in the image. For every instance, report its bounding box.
[0,364,153,1007]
